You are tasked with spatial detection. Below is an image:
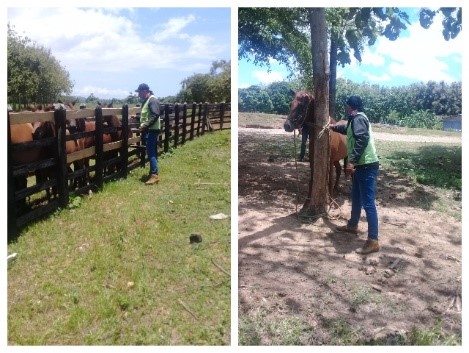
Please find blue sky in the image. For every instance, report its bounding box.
[7,7,231,99]
[238,8,462,89]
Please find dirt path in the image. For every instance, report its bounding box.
[239,127,462,144]
[238,127,461,344]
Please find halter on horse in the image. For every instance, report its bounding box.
[284,90,348,198]
[284,90,311,132]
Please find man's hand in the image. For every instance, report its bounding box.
[345,162,355,177]
[139,124,148,132]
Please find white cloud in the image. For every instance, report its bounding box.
[7,8,227,74]
[252,70,283,85]
[355,11,461,84]
[152,15,196,42]
[75,85,130,99]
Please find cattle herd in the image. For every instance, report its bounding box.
[8,101,137,222]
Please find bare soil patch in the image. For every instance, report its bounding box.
[238,123,461,345]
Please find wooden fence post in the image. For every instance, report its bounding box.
[219,102,226,131]
[7,112,18,240]
[164,104,171,153]
[121,104,129,178]
[94,106,104,190]
[55,107,68,209]
[202,103,209,135]
[182,103,187,145]
[190,103,196,140]
[196,103,203,137]
[174,103,180,149]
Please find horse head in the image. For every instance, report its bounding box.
[284,90,313,132]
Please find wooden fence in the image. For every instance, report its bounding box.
[7,102,231,238]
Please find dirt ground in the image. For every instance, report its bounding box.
[238,125,462,344]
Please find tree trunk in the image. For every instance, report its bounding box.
[301,8,330,218]
[329,38,338,119]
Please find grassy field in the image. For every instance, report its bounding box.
[8,130,231,345]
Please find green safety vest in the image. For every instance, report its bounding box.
[141,95,160,130]
[346,112,379,165]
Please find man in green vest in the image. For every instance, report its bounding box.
[136,83,161,185]
[330,96,380,254]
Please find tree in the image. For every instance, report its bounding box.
[327,8,410,118]
[238,85,273,113]
[126,92,139,105]
[265,81,294,114]
[419,7,462,40]
[238,8,312,87]
[86,93,98,103]
[303,8,330,217]
[7,23,73,109]
[178,60,231,103]
[239,7,461,118]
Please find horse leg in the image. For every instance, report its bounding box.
[343,157,349,179]
[328,162,335,199]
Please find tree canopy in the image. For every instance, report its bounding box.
[177,60,231,103]
[7,23,73,110]
[239,78,461,129]
[238,7,462,117]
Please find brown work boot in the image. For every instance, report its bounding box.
[140,175,151,182]
[145,174,160,185]
[336,224,359,235]
[356,238,379,255]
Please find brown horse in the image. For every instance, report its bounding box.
[284,90,348,198]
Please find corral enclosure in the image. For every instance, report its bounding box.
[8,102,231,238]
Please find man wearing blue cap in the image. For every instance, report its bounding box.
[330,96,380,254]
[135,83,161,185]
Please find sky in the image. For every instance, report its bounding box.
[7,7,231,99]
[238,8,462,89]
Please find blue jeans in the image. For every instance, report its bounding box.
[348,164,379,240]
[144,130,159,175]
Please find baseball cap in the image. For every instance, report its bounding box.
[345,96,363,110]
[135,83,150,92]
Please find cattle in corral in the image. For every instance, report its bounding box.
[10,116,52,211]
[284,90,348,198]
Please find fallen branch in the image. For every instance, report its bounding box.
[383,220,406,227]
[178,299,199,321]
[212,258,230,276]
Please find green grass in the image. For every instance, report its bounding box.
[376,141,461,191]
[239,309,311,346]
[365,318,462,345]
[372,124,461,137]
[239,311,461,346]
[8,130,231,345]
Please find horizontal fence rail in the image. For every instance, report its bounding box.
[7,102,230,238]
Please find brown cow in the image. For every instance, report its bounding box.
[10,115,51,210]
[284,90,348,198]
